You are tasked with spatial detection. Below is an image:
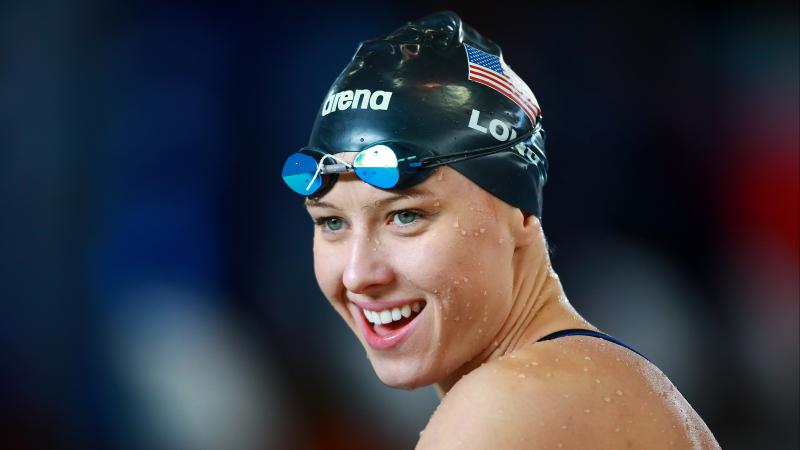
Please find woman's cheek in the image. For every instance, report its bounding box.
[409,232,474,295]
[312,240,341,302]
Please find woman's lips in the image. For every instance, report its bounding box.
[353,301,426,350]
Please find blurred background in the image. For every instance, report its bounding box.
[1,1,797,449]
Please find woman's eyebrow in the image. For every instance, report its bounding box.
[304,198,337,210]
[304,187,434,211]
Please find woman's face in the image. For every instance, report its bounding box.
[306,153,519,389]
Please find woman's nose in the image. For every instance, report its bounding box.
[342,235,395,295]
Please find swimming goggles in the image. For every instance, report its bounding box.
[282,123,541,197]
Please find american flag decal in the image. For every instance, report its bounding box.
[463,43,541,126]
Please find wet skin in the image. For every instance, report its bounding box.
[305,153,722,449]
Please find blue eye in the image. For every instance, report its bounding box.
[391,210,421,226]
[314,217,344,232]
[326,218,344,230]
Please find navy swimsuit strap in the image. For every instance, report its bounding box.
[537,328,650,362]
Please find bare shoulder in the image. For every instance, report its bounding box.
[416,336,721,450]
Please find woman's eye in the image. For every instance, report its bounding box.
[315,217,345,232]
[326,218,344,230]
[391,210,421,226]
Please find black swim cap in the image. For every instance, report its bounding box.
[307,11,549,217]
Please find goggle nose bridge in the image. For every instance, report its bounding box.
[306,153,353,191]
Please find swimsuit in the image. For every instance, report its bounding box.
[537,328,650,362]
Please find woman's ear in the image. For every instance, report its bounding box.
[510,210,540,248]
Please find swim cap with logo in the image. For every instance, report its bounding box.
[306,10,549,217]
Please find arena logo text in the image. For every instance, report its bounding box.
[321,89,393,116]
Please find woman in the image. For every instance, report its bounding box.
[282,11,721,449]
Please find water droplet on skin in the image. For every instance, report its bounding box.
[546,372,552,377]
[616,390,624,396]
[614,427,621,433]
[477,328,482,334]
[467,316,472,320]
[557,443,563,449]
[518,373,526,378]
[453,219,459,228]
[584,409,591,413]
[473,232,479,236]
[532,362,539,366]
[463,277,469,282]
[584,356,592,360]
[483,290,488,296]
[434,201,440,207]
[460,230,467,236]
[554,358,560,363]
[437,171,444,181]
[562,394,569,399]
[493,341,499,346]
[604,396,611,403]
[454,316,459,321]
[583,367,589,372]
[453,280,460,285]
[498,238,505,244]
[560,424,567,429]
[595,379,601,384]
[479,228,485,233]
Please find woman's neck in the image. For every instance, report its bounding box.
[434,234,595,398]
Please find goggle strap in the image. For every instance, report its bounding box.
[421,146,512,168]
[417,126,539,168]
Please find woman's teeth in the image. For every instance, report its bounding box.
[363,301,424,325]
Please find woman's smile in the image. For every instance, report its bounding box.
[350,298,428,350]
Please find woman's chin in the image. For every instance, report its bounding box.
[371,360,435,390]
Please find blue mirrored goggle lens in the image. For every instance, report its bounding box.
[353,145,399,189]
[282,152,321,195]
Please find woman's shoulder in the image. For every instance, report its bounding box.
[416,335,721,450]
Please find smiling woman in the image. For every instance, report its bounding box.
[281,10,721,450]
